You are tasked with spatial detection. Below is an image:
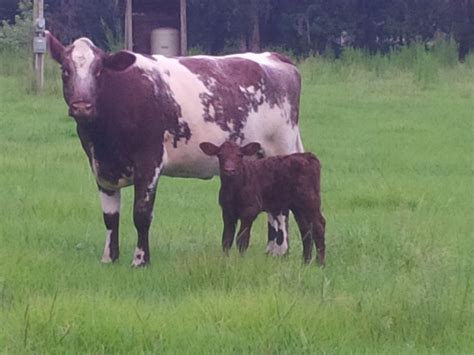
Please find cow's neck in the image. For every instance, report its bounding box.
[76,120,122,159]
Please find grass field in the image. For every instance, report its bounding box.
[0,54,473,353]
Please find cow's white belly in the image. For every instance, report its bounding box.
[161,123,223,179]
[161,100,302,179]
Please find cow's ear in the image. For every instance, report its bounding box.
[103,51,136,71]
[240,142,261,156]
[46,31,65,64]
[199,142,220,156]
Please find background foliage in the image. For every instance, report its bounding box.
[0,0,473,59]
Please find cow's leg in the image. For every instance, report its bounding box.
[131,161,163,267]
[236,216,256,254]
[99,187,121,263]
[266,210,289,256]
[222,211,237,255]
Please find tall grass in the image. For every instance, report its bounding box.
[0,38,467,95]
[0,49,62,95]
[300,40,470,89]
[0,40,473,353]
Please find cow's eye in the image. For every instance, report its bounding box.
[62,68,70,77]
[95,69,102,77]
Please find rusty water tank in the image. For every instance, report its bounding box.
[150,27,179,56]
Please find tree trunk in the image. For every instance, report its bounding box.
[238,34,247,52]
[248,0,260,52]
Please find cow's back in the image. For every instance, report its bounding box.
[130,52,303,179]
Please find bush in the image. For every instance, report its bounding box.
[430,37,459,67]
[465,53,474,69]
[413,49,439,87]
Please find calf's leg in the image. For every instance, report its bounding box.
[266,210,289,256]
[236,216,255,254]
[293,210,314,264]
[222,211,237,255]
[312,212,326,266]
[294,207,326,266]
[99,187,121,263]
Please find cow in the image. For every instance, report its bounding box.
[199,141,325,265]
[46,31,304,266]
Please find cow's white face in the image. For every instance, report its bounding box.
[61,38,103,119]
[47,32,137,121]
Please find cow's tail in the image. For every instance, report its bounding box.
[296,130,305,153]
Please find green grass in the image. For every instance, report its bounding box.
[0,55,473,353]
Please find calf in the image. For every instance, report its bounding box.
[200,141,326,265]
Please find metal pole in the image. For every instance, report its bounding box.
[33,0,44,92]
[180,0,187,56]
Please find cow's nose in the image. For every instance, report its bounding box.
[70,102,94,117]
[71,102,92,110]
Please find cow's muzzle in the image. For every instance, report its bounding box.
[69,101,96,119]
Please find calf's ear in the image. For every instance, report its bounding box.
[103,51,136,71]
[46,31,65,64]
[240,142,261,156]
[199,142,220,156]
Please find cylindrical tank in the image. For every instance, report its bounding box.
[150,28,180,57]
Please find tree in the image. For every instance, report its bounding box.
[451,0,474,60]
[2,0,468,58]
[0,0,33,53]
[0,0,19,22]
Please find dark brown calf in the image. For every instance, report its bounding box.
[200,141,326,265]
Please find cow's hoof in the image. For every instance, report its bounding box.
[101,255,113,264]
[131,247,148,267]
[131,261,148,268]
[266,240,288,256]
[101,253,119,264]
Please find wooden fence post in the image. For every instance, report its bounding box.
[180,0,187,56]
[33,0,45,93]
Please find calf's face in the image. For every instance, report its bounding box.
[200,141,261,177]
[47,32,136,121]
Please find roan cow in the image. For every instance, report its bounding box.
[46,32,304,266]
[199,141,325,265]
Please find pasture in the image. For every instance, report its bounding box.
[0,53,473,353]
